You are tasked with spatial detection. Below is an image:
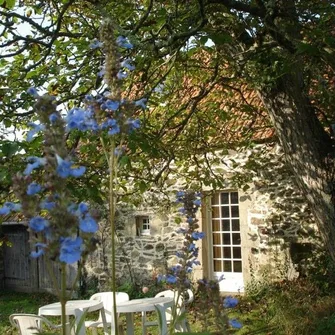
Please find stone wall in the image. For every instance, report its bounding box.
[84,144,319,290]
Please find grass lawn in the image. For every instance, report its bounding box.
[3,284,335,335]
[0,289,272,335]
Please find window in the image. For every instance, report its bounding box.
[136,216,150,236]
[211,191,242,273]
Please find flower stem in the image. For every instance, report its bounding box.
[109,139,118,335]
[60,262,68,335]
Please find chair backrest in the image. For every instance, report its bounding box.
[154,289,193,322]
[89,291,130,322]
[9,314,51,335]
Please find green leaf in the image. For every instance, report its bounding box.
[1,142,19,157]
[208,32,233,45]
[119,155,131,168]
[138,180,148,193]
[3,0,16,9]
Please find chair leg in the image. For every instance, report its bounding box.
[141,312,147,335]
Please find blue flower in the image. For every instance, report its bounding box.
[66,107,97,132]
[71,166,86,178]
[188,243,196,251]
[24,156,46,175]
[116,36,133,49]
[98,68,106,77]
[107,119,120,135]
[193,199,201,206]
[134,98,147,109]
[229,319,242,329]
[191,231,205,240]
[179,207,186,214]
[166,274,177,284]
[0,206,10,215]
[176,191,185,198]
[89,39,103,49]
[31,243,47,258]
[26,123,45,142]
[40,200,56,211]
[121,59,135,71]
[157,274,165,283]
[117,70,128,80]
[27,87,39,97]
[78,202,89,214]
[59,236,83,264]
[49,113,58,123]
[29,216,49,232]
[176,227,188,234]
[79,215,98,233]
[3,202,21,212]
[85,94,94,101]
[223,296,239,308]
[56,155,86,178]
[127,118,140,131]
[27,182,42,195]
[105,100,120,111]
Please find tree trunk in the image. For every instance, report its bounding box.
[258,71,335,262]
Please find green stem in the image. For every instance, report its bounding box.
[60,263,68,335]
[109,140,118,335]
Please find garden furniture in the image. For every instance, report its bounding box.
[38,299,108,335]
[9,313,62,335]
[141,289,194,334]
[85,291,130,335]
[116,296,174,335]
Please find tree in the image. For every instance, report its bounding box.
[1,1,335,262]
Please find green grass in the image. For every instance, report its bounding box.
[3,281,335,335]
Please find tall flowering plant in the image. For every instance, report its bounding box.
[0,19,144,335]
[157,191,204,333]
[158,191,242,333]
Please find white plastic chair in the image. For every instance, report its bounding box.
[85,291,130,335]
[9,313,62,335]
[142,289,194,334]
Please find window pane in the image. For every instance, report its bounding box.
[222,220,230,231]
[223,233,231,245]
[232,233,241,245]
[232,219,240,231]
[212,206,220,218]
[213,233,221,245]
[214,260,222,271]
[213,247,222,258]
[233,247,241,258]
[231,206,239,217]
[212,220,220,232]
[223,247,231,258]
[230,192,239,204]
[221,206,230,218]
[221,193,229,204]
[212,194,219,205]
[233,261,242,273]
[223,260,232,272]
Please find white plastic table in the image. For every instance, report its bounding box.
[115,297,174,335]
[38,299,108,335]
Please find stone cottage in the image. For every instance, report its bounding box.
[85,143,319,293]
